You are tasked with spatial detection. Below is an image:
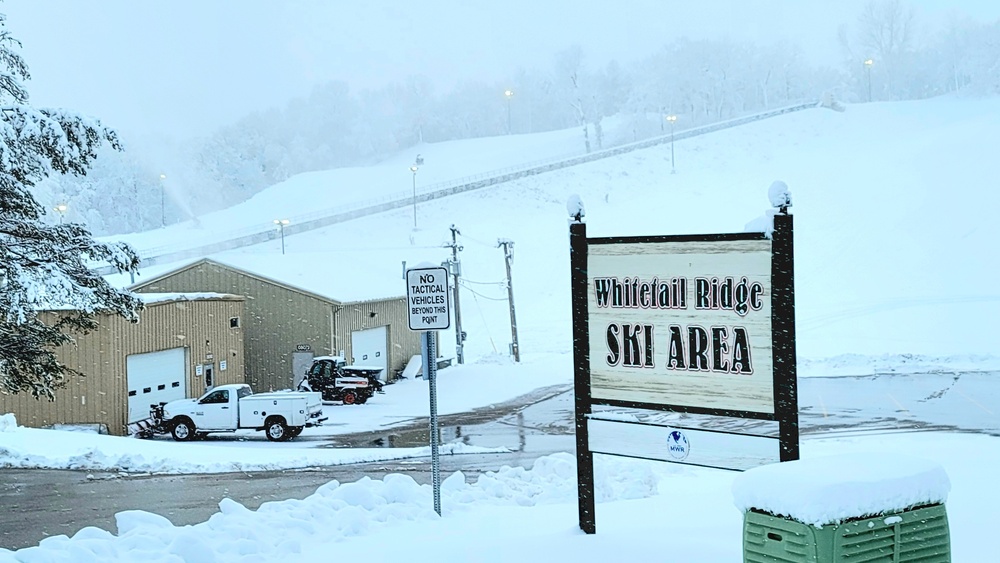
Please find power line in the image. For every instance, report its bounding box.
[459,282,508,302]
[457,231,496,248]
[318,245,442,252]
[461,278,506,286]
[467,290,498,353]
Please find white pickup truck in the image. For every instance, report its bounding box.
[151,384,327,442]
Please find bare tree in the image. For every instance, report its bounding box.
[855,0,916,99]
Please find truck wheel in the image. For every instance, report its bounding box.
[171,418,196,442]
[265,417,290,442]
[288,426,303,438]
[342,391,358,405]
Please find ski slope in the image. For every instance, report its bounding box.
[108,96,1000,362]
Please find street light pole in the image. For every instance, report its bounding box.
[410,165,419,228]
[53,204,67,224]
[504,89,514,134]
[159,173,167,227]
[273,219,289,254]
[666,114,678,174]
[864,59,874,102]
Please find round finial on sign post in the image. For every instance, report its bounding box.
[567,194,585,222]
[768,181,792,214]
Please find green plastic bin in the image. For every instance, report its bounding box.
[742,503,950,562]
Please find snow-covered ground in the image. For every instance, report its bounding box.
[2,432,995,561]
[5,97,1000,559]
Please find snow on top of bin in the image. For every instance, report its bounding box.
[0,413,17,432]
[732,453,950,527]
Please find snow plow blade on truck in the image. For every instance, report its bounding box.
[133,383,327,442]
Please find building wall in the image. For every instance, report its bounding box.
[119,298,247,399]
[133,263,334,391]
[0,298,245,436]
[335,297,421,380]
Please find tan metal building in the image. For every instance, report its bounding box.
[129,258,420,392]
[0,293,246,436]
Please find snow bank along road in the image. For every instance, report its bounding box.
[0,453,537,551]
[3,367,995,550]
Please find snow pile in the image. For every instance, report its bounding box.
[732,454,951,527]
[0,413,16,432]
[449,453,660,506]
[0,453,661,562]
[0,422,506,474]
[743,208,777,236]
[766,180,791,208]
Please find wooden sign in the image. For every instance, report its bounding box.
[588,238,774,414]
[569,209,799,535]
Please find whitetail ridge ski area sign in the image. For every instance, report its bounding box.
[568,209,799,535]
[588,238,774,414]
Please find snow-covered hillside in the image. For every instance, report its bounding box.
[110,97,1000,362]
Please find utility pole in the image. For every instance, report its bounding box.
[159,173,167,227]
[445,224,465,364]
[864,59,874,103]
[498,238,520,362]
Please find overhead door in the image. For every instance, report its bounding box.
[351,326,387,380]
[292,351,314,389]
[126,347,187,424]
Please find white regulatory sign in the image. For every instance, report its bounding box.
[406,267,451,331]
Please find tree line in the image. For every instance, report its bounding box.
[38,0,1000,235]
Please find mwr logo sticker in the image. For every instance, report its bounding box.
[667,430,690,460]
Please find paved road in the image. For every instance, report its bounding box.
[0,386,571,551]
[0,452,545,551]
[2,371,997,551]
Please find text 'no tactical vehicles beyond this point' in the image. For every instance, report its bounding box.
[406,266,451,331]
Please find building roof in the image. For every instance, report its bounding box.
[40,292,242,312]
[138,292,245,306]
[127,256,406,305]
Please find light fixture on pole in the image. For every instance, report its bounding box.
[410,165,419,228]
[273,219,289,254]
[666,114,678,174]
[864,59,874,102]
[53,203,68,224]
[159,173,167,227]
[504,89,514,134]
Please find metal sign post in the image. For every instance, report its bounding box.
[421,331,440,515]
[406,266,451,516]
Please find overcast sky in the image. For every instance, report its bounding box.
[4,0,999,139]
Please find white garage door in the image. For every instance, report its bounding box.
[351,326,387,379]
[126,347,187,424]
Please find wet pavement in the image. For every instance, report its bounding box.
[330,370,1000,454]
[329,384,575,453]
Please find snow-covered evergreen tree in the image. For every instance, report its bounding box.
[0,13,142,399]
